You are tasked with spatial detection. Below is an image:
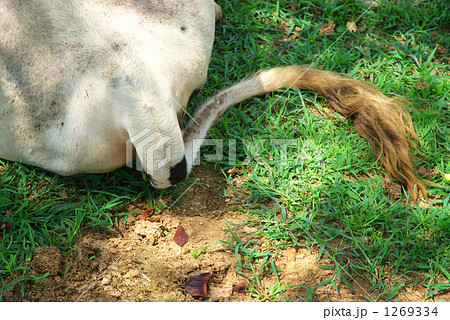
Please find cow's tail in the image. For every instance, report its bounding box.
[183,65,426,201]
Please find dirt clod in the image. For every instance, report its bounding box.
[29,246,62,276]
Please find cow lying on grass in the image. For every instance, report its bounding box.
[0,0,426,200]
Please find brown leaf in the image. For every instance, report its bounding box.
[142,208,162,222]
[364,0,380,7]
[434,43,447,55]
[174,225,189,246]
[232,281,247,293]
[142,207,154,220]
[148,214,162,222]
[0,222,12,239]
[415,81,429,90]
[320,21,336,35]
[417,166,439,180]
[185,273,212,299]
[346,21,357,32]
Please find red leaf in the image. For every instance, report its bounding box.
[185,273,212,299]
[174,225,189,246]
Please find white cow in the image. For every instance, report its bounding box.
[0,0,426,200]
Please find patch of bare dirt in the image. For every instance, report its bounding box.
[3,165,449,302]
[3,166,256,302]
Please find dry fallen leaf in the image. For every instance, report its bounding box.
[0,210,12,239]
[320,21,336,35]
[174,225,189,246]
[364,0,380,7]
[185,273,212,299]
[148,214,162,222]
[232,281,247,293]
[346,21,357,32]
[434,43,447,55]
[415,81,429,90]
[142,208,163,222]
[0,222,12,239]
[142,207,154,220]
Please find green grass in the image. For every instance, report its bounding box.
[0,162,142,297]
[204,0,449,301]
[1,0,449,301]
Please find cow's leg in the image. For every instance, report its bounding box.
[215,2,222,22]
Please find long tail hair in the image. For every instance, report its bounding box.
[184,65,426,201]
